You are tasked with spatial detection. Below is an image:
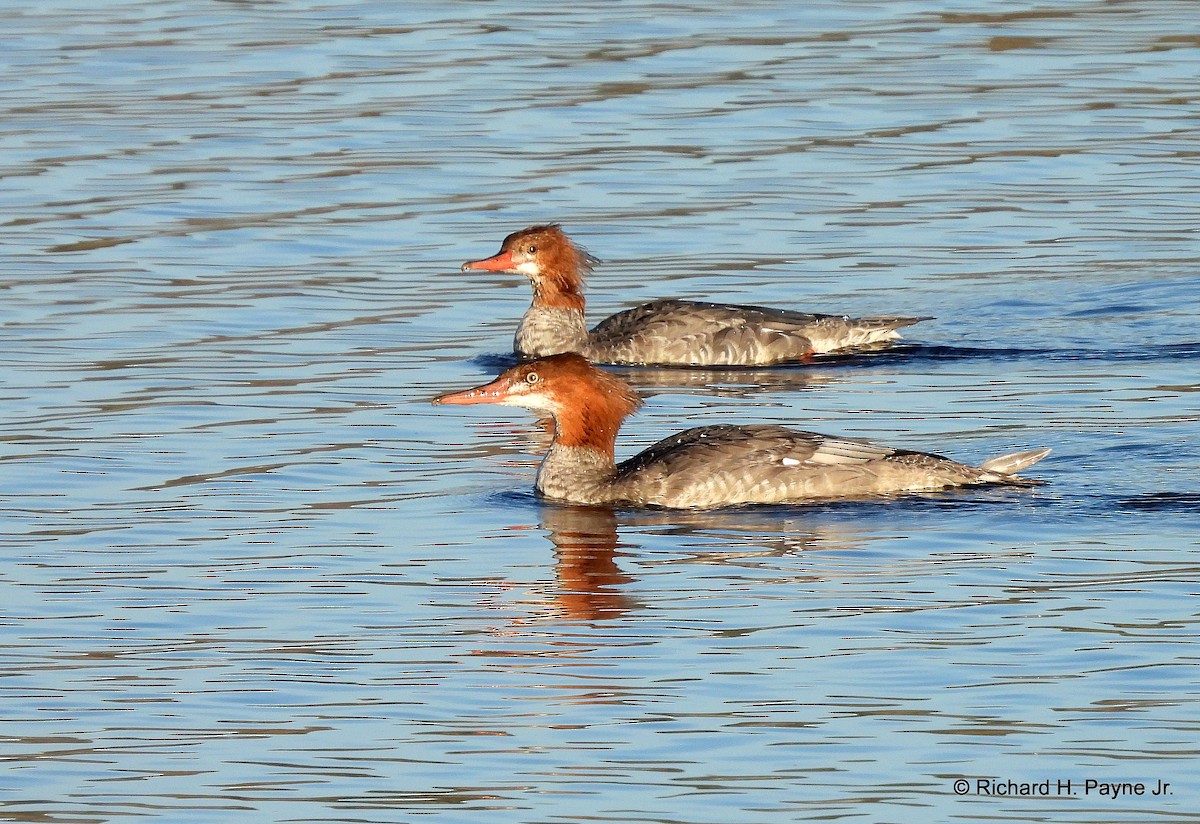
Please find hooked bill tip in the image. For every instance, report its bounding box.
[432,391,465,406]
[432,384,503,406]
[460,250,515,273]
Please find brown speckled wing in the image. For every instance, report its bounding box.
[585,299,924,366]
[586,300,824,366]
[612,424,903,507]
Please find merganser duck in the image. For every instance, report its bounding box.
[460,224,929,367]
[433,353,1050,509]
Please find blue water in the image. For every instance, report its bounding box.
[1,1,1197,822]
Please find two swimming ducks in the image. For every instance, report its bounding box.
[434,224,1048,510]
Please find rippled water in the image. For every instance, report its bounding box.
[2,1,1197,822]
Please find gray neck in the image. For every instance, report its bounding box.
[536,444,619,505]
[515,305,589,358]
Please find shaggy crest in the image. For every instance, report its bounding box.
[503,224,598,308]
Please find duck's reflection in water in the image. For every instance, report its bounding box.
[538,502,869,623]
[541,504,635,622]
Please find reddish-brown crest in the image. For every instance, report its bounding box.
[501,225,597,312]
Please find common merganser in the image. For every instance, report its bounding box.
[433,353,1050,509]
[460,224,929,367]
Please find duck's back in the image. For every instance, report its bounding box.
[584,299,924,366]
[611,423,1005,509]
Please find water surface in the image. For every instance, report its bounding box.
[1,1,1198,822]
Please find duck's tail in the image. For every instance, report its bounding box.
[868,315,935,331]
[978,447,1052,483]
[814,315,934,351]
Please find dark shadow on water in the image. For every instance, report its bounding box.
[472,352,522,371]
[859,341,1200,368]
[490,488,541,509]
[1114,492,1200,514]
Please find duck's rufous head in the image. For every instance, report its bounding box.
[433,353,641,451]
[460,225,597,310]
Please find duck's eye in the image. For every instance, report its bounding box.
[527,245,537,255]
[525,371,541,384]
